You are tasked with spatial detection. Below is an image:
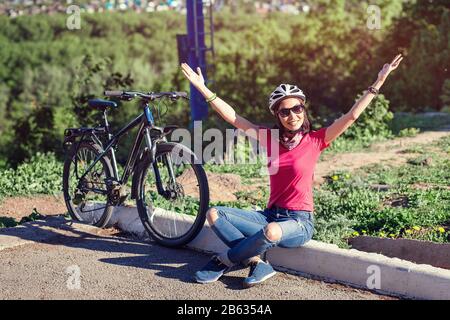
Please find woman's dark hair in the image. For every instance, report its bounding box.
[272,101,311,135]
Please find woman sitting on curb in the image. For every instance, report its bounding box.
[180,54,403,288]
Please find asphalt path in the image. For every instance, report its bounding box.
[0,218,395,300]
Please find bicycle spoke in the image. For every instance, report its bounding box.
[65,143,111,225]
[80,204,107,213]
[141,150,204,240]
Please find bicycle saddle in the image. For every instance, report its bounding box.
[88,99,118,111]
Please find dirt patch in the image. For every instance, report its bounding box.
[176,168,245,202]
[411,183,450,191]
[95,227,122,237]
[407,155,433,166]
[0,194,67,222]
[383,194,409,208]
[204,172,269,202]
[205,171,243,202]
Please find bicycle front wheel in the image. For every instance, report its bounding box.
[133,143,209,247]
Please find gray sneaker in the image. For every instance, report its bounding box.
[243,261,276,288]
[195,256,231,284]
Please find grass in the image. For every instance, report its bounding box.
[204,161,266,180]
[314,135,450,247]
[323,135,390,155]
[0,152,63,202]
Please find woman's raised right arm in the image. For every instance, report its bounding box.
[181,63,260,139]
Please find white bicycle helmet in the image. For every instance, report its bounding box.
[268,84,306,115]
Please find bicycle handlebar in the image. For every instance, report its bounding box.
[104,90,189,101]
[104,90,124,97]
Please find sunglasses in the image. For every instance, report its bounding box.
[277,104,305,118]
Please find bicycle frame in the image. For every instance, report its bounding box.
[75,102,157,187]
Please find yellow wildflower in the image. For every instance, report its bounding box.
[332,175,339,181]
[412,226,421,231]
[352,231,360,236]
[438,227,445,233]
[405,229,413,234]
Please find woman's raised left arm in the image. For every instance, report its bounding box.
[324,54,404,145]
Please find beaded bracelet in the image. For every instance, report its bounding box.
[206,93,217,103]
[367,86,379,95]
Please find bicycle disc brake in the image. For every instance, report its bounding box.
[163,182,184,200]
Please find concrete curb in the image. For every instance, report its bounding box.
[349,235,450,270]
[94,205,450,300]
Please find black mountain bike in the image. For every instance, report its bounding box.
[62,90,209,247]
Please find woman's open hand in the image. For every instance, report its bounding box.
[378,54,404,82]
[181,63,205,89]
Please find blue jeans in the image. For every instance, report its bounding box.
[210,206,315,265]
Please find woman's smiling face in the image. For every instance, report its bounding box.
[277,97,305,132]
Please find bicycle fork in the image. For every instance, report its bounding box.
[144,127,177,199]
[143,101,177,198]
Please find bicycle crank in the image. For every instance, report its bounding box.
[106,179,129,205]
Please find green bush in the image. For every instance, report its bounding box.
[325,94,394,154]
[1,2,449,166]
[340,94,394,142]
[398,127,420,137]
[379,1,450,111]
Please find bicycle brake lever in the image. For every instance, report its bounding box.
[175,92,189,100]
[122,94,135,101]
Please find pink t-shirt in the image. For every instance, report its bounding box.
[259,127,330,212]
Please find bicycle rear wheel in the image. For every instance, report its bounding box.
[133,143,209,247]
[62,141,114,227]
